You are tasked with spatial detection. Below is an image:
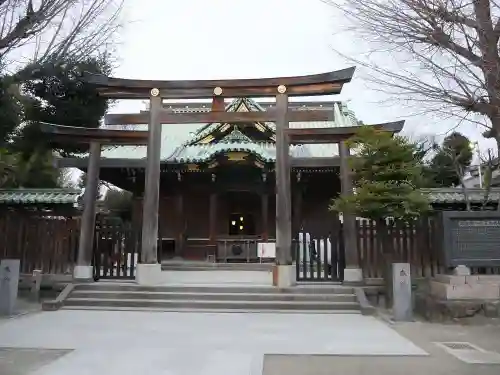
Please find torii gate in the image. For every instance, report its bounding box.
[44,68,404,286]
[78,68,356,287]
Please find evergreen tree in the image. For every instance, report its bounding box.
[330,126,430,306]
[12,54,113,157]
[103,188,133,220]
[77,173,103,200]
[427,132,473,188]
[331,126,430,221]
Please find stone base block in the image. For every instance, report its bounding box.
[435,274,466,285]
[415,292,500,322]
[272,265,296,288]
[73,265,93,281]
[467,275,500,285]
[430,281,500,300]
[435,274,500,287]
[136,263,163,286]
[343,267,363,283]
[453,265,471,276]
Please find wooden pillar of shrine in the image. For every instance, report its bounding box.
[339,141,362,282]
[138,88,162,284]
[292,178,302,239]
[261,192,269,241]
[74,142,101,281]
[175,190,184,257]
[209,192,217,244]
[274,86,294,287]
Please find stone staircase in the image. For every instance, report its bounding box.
[60,283,364,314]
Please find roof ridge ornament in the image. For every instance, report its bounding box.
[220,126,252,144]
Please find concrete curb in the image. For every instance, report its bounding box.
[354,287,376,315]
[42,283,75,311]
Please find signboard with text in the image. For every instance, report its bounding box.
[441,211,500,267]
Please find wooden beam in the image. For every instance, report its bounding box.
[211,96,225,111]
[104,109,335,126]
[290,157,340,168]
[275,91,292,266]
[261,193,269,241]
[75,142,101,280]
[209,193,217,244]
[339,142,360,270]
[286,121,405,144]
[175,192,184,257]
[140,93,162,264]
[292,187,302,239]
[39,122,148,145]
[84,68,356,99]
[58,156,342,169]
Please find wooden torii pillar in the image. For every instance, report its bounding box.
[84,68,355,287]
[40,123,148,281]
[286,121,405,283]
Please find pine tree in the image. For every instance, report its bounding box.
[331,126,430,306]
[331,126,430,222]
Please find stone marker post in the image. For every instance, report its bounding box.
[0,259,20,316]
[30,269,42,302]
[392,262,413,321]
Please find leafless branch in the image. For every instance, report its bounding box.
[322,0,500,150]
[0,0,123,76]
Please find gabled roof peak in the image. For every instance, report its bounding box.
[220,126,253,144]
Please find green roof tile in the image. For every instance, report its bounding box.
[0,189,81,205]
[96,98,361,162]
[423,188,500,203]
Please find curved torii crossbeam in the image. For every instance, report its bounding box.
[39,122,148,145]
[83,67,356,99]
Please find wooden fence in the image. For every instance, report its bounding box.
[1,213,500,278]
[0,213,79,274]
[356,218,500,278]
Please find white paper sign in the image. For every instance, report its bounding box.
[258,242,276,258]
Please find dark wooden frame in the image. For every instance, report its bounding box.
[58,67,405,285]
[56,157,343,169]
[80,68,359,271]
[40,122,148,277]
[84,68,355,99]
[440,211,500,267]
[284,122,405,274]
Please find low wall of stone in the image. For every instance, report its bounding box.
[416,273,500,322]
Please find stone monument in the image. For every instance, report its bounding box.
[392,262,413,321]
[0,259,20,316]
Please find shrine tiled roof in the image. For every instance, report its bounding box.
[169,126,312,163]
[97,98,362,162]
[0,188,81,205]
[423,188,500,203]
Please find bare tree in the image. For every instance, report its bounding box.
[322,0,500,152]
[0,0,123,78]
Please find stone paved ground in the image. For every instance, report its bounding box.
[0,297,42,321]
[0,348,71,375]
[2,306,500,375]
[0,310,425,375]
[263,318,500,375]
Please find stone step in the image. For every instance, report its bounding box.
[69,290,357,302]
[61,305,362,314]
[161,262,273,272]
[64,297,360,311]
[73,283,354,295]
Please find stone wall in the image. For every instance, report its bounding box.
[415,272,500,322]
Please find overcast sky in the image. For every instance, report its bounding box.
[108,0,494,154]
